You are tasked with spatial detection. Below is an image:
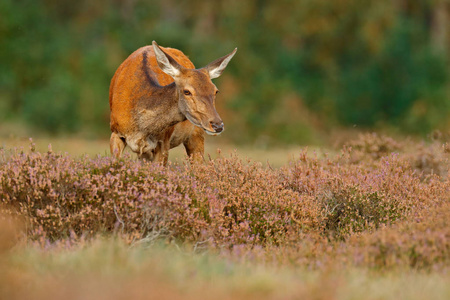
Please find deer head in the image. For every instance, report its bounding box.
[152,41,237,135]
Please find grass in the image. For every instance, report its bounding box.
[0,134,325,167]
[2,238,450,300]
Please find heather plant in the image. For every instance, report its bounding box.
[344,201,450,270]
[0,148,200,242]
[0,134,449,271]
[186,155,312,246]
[407,141,449,179]
[221,202,450,271]
[343,132,449,179]
[281,146,446,239]
[344,133,404,162]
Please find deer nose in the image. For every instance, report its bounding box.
[210,121,224,133]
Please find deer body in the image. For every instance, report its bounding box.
[109,42,236,164]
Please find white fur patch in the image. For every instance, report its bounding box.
[126,133,156,156]
[208,48,237,79]
[152,41,181,78]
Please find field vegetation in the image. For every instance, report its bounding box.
[2,1,449,298]
[1,0,449,143]
[1,132,449,299]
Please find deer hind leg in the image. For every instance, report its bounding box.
[110,132,126,158]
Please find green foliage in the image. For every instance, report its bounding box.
[22,72,80,133]
[334,19,448,131]
[0,0,448,140]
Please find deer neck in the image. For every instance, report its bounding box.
[140,83,186,133]
[161,83,186,125]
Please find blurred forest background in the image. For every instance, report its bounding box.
[1,0,449,146]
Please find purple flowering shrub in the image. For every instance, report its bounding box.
[0,133,448,269]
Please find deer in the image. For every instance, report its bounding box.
[109,41,237,165]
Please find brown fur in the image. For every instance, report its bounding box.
[109,44,233,164]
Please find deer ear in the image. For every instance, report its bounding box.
[152,41,182,78]
[205,48,237,79]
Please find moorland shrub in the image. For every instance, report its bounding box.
[0,134,448,269]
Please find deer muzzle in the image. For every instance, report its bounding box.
[210,121,224,133]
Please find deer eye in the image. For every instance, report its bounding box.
[183,90,192,96]
[215,90,219,95]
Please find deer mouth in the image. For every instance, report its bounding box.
[204,123,224,135]
[185,114,223,135]
[205,129,221,136]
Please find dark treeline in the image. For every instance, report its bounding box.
[1,0,449,144]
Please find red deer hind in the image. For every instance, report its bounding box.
[109,41,237,164]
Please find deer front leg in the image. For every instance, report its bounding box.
[110,132,126,158]
[153,140,170,166]
[183,130,205,163]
